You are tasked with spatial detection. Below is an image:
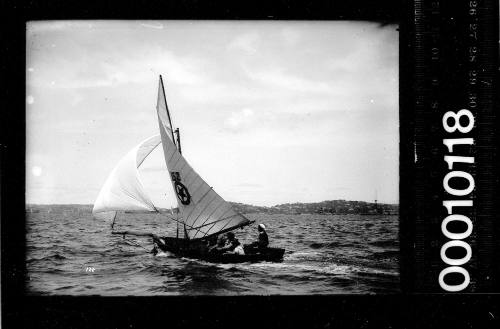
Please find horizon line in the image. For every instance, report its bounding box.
[26,198,400,207]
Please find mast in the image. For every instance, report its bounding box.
[159,75,177,147]
[156,76,252,240]
[173,206,179,238]
[175,128,182,154]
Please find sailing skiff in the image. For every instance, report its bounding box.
[92,76,285,263]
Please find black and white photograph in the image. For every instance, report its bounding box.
[24,20,400,295]
[2,0,500,327]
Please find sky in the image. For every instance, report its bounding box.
[26,20,398,207]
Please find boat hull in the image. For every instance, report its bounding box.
[156,237,285,263]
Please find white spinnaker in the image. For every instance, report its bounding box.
[156,79,251,240]
[92,135,162,221]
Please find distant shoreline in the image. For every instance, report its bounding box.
[26,199,399,216]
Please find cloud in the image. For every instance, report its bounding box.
[25,21,398,205]
[244,67,332,94]
[227,32,260,54]
[223,108,256,131]
[235,183,263,188]
[281,28,300,46]
[324,27,397,75]
[140,22,164,29]
[27,21,73,33]
[27,32,207,90]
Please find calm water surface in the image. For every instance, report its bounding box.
[26,207,399,295]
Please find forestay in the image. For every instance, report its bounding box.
[92,135,161,221]
[156,78,252,240]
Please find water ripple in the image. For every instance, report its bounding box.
[26,210,399,294]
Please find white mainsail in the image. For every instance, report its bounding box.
[157,76,176,145]
[156,76,252,239]
[93,76,252,239]
[92,135,161,221]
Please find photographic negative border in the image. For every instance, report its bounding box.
[2,0,500,328]
[399,0,499,293]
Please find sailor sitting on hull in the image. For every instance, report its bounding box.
[208,234,227,255]
[221,232,245,255]
[205,235,218,250]
[208,232,244,255]
[244,224,269,253]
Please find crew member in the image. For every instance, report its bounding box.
[246,224,269,252]
[208,234,228,255]
[222,232,245,255]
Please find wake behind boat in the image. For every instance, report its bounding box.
[92,76,285,263]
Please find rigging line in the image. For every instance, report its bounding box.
[194,196,221,228]
[199,215,238,239]
[178,161,187,173]
[212,214,241,232]
[175,162,189,182]
[188,178,206,199]
[234,209,252,223]
[191,179,210,198]
[205,184,243,218]
[190,195,218,227]
[182,165,195,185]
[167,146,176,164]
[193,205,232,235]
[112,180,156,208]
[194,220,219,239]
[198,219,254,240]
[185,187,214,223]
[181,183,208,221]
[153,208,205,237]
[193,213,243,231]
[189,204,229,239]
[171,151,183,169]
[110,213,202,239]
[136,139,161,168]
[186,187,232,236]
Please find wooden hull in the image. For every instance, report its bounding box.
[156,237,285,264]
